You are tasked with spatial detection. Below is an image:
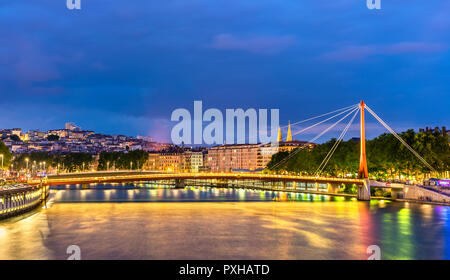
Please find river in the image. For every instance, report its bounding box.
[0,183,449,260]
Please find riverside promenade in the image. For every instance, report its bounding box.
[0,183,50,220]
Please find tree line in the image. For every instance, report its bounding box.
[13,152,95,172]
[9,150,149,173]
[97,150,148,170]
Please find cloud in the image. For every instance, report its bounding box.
[320,42,446,62]
[386,42,446,54]
[319,46,376,62]
[210,33,297,54]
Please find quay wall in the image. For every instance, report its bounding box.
[0,184,50,220]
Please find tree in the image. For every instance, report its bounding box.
[0,141,13,170]
[13,152,55,171]
[97,150,149,171]
[63,153,94,172]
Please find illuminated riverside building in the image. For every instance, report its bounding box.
[158,152,185,172]
[206,124,315,172]
[146,151,204,172]
[184,151,204,172]
[146,153,160,170]
[206,141,313,172]
[206,144,271,172]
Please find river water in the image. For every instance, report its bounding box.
[1,183,449,260]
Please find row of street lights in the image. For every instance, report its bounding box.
[1,155,142,175]
[105,161,140,171]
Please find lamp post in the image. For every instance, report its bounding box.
[107,161,110,171]
[0,154,3,170]
[130,161,133,170]
[25,158,29,172]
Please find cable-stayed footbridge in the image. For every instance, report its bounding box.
[29,101,438,201]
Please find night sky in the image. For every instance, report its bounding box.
[0,1,449,142]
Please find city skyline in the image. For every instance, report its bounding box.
[0,1,449,142]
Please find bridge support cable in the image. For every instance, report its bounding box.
[269,107,359,170]
[364,105,436,172]
[281,104,359,129]
[307,107,359,143]
[292,105,359,136]
[316,107,361,176]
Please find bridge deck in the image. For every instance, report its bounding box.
[28,172,365,186]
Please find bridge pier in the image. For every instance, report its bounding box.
[357,179,371,201]
[327,183,340,194]
[391,188,404,199]
[174,179,185,189]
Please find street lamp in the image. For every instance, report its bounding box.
[107,161,110,171]
[0,154,3,169]
[25,158,29,172]
[130,162,133,170]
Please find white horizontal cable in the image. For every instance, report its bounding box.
[316,107,360,176]
[269,146,301,170]
[292,105,358,136]
[316,107,359,175]
[281,104,358,129]
[364,105,436,172]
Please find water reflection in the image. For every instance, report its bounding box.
[51,183,356,203]
[0,184,449,260]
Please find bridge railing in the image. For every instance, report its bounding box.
[0,184,49,219]
[35,172,365,186]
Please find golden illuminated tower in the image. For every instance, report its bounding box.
[358,100,369,179]
[286,121,292,142]
[277,127,283,142]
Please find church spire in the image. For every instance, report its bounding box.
[277,127,283,142]
[286,121,292,142]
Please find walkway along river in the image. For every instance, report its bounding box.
[0,184,49,220]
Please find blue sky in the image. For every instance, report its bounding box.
[0,0,449,142]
